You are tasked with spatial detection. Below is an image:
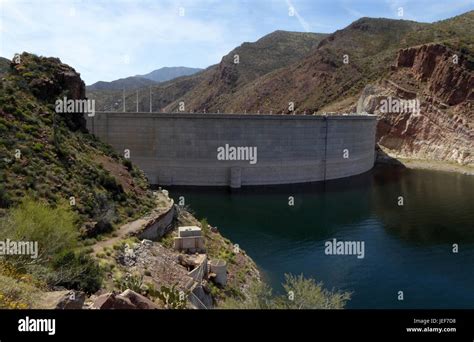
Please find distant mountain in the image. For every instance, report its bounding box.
[87,30,328,111]
[190,17,426,113]
[137,66,202,83]
[86,66,202,92]
[87,76,157,91]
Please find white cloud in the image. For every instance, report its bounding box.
[0,0,232,83]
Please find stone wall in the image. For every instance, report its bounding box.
[86,113,377,187]
[136,202,175,241]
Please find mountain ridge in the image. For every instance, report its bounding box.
[87,66,203,91]
[136,66,203,83]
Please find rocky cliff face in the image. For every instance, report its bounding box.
[357,44,473,166]
[0,52,155,219]
[11,53,87,131]
[395,44,473,105]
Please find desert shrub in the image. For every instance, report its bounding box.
[220,274,351,309]
[47,251,103,294]
[115,272,144,293]
[122,159,133,171]
[93,217,114,236]
[275,274,351,309]
[0,123,7,133]
[217,247,235,264]
[0,185,12,208]
[200,218,209,235]
[124,207,134,217]
[155,284,187,309]
[219,281,274,309]
[0,274,41,309]
[98,172,123,194]
[32,142,44,152]
[0,197,78,266]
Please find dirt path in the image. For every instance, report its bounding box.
[92,218,149,255]
[92,193,173,256]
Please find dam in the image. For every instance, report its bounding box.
[86,112,377,188]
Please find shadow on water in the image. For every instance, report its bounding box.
[372,167,474,245]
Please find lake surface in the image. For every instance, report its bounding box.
[168,165,474,308]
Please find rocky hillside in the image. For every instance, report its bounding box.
[136,66,203,83]
[87,76,158,91]
[163,30,328,112]
[358,43,473,166]
[88,30,327,112]
[0,52,155,230]
[182,18,424,114]
[0,57,10,77]
[87,67,203,92]
[161,12,472,116]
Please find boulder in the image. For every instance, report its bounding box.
[39,290,85,309]
[120,289,161,309]
[91,292,137,309]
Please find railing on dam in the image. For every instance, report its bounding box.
[86,112,377,188]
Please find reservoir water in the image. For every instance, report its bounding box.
[168,165,474,308]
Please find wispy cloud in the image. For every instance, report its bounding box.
[1,0,472,84]
[286,0,311,32]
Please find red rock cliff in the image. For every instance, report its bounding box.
[358,44,473,166]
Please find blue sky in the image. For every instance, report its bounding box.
[1,0,473,84]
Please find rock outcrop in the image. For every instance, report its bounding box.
[11,52,87,131]
[38,290,86,309]
[358,44,473,166]
[90,289,161,309]
[119,289,161,309]
[395,44,473,105]
[91,292,137,309]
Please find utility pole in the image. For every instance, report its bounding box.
[149,87,152,113]
[122,89,125,112]
[136,90,138,113]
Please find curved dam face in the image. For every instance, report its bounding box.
[86,113,377,188]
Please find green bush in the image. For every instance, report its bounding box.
[93,218,113,236]
[155,284,187,309]
[122,159,133,171]
[32,143,44,152]
[200,218,209,235]
[48,251,103,294]
[0,197,79,265]
[276,274,351,309]
[0,186,12,208]
[115,272,144,293]
[0,274,41,309]
[220,274,351,309]
[97,172,124,200]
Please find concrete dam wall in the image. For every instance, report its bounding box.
[86,112,377,187]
